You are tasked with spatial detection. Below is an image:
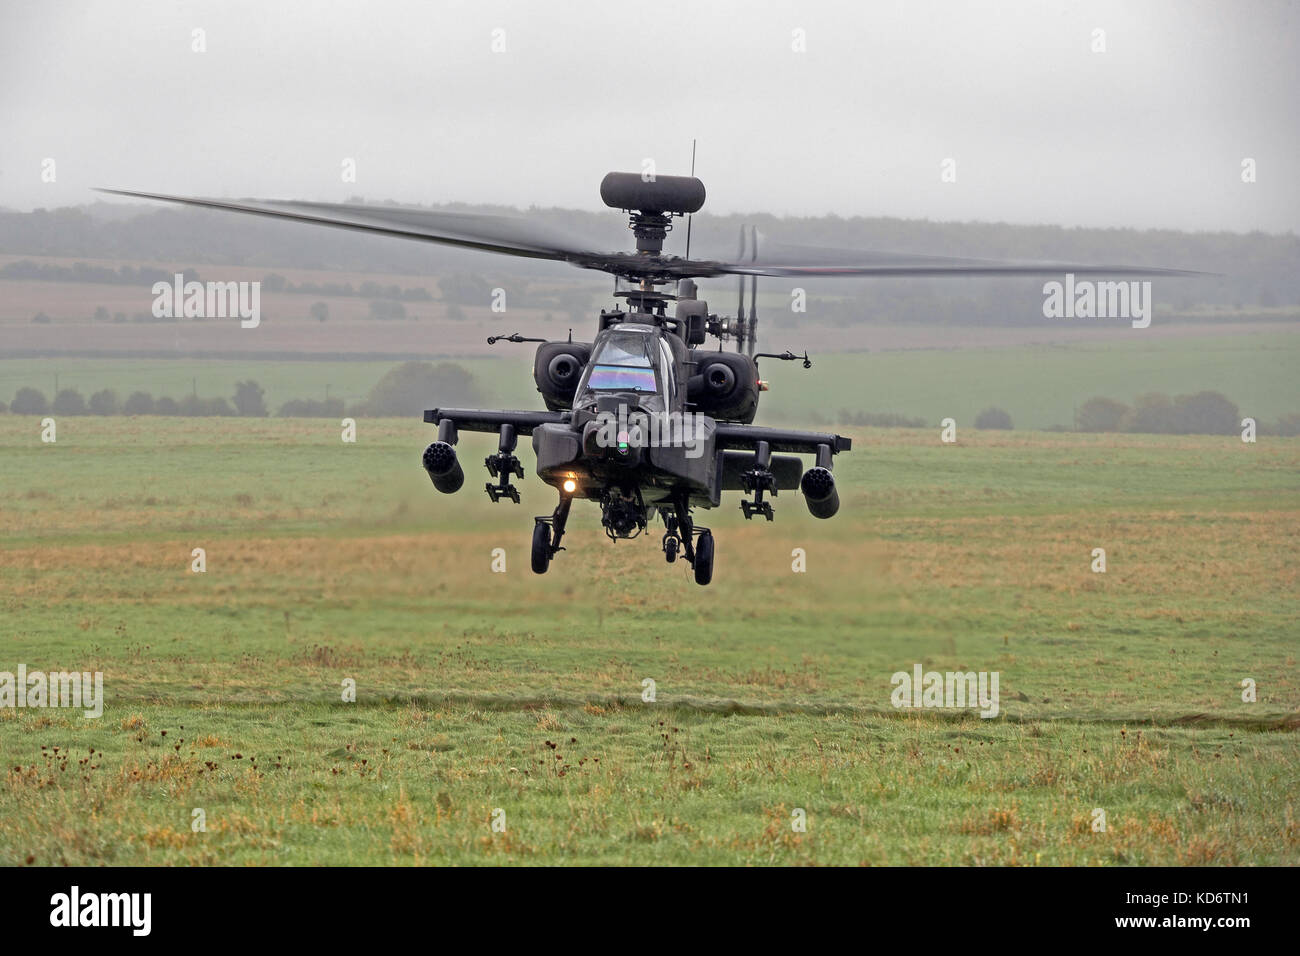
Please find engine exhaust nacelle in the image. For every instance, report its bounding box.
[687,351,759,423]
[800,466,839,519]
[533,341,592,410]
[422,441,464,494]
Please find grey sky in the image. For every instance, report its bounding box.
[2,0,1296,233]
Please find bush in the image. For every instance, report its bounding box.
[232,379,268,417]
[155,396,179,415]
[367,299,407,320]
[31,312,51,324]
[178,395,235,417]
[974,406,1013,430]
[1173,390,1238,435]
[10,387,48,414]
[439,272,492,306]
[839,409,927,428]
[359,361,483,417]
[123,391,155,415]
[1077,396,1129,432]
[1072,391,1250,435]
[1271,413,1300,437]
[51,389,87,415]
[1121,393,1178,433]
[88,389,119,415]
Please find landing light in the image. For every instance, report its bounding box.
[562,478,577,494]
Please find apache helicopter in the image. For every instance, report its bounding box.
[102,173,1192,585]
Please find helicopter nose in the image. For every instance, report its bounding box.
[580,416,644,464]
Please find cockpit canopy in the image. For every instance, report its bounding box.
[578,325,675,399]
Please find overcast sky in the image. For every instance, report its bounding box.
[1,0,1296,233]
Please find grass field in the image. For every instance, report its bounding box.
[1,415,1297,865]
[2,324,1298,428]
[764,327,1299,428]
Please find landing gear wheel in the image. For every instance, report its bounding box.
[693,531,714,586]
[531,522,552,574]
[663,535,679,564]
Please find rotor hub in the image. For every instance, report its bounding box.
[627,212,673,255]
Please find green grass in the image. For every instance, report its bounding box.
[760,329,1300,428]
[1,417,1297,865]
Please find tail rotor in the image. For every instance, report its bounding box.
[735,225,748,354]
[734,225,759,355]
[747,225,758,356]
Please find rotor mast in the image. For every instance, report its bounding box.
[599,171,706,319]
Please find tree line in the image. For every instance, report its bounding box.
[1,260,433,302]
[6,374,1295,437]
[814,391,1298,435]
[1,362,485,419]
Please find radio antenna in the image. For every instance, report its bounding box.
[685,139,697,259]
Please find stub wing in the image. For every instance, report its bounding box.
[713,423,851,457]
[422,408,567,435]
[711,422,849,519]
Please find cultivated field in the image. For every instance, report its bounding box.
[2,417,1296,864]
[5,253,1296,364]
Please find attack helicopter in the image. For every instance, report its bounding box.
[101,172,1193,585]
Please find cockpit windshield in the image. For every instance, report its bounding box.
[595,332,652,367]
[586,364,657,391]
[583,329,659,393]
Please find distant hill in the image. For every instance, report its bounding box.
[0,201,1294,326]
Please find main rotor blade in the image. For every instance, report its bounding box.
[699,238,1205,278]
[96,189,1207,282]
[95,189,605,263]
